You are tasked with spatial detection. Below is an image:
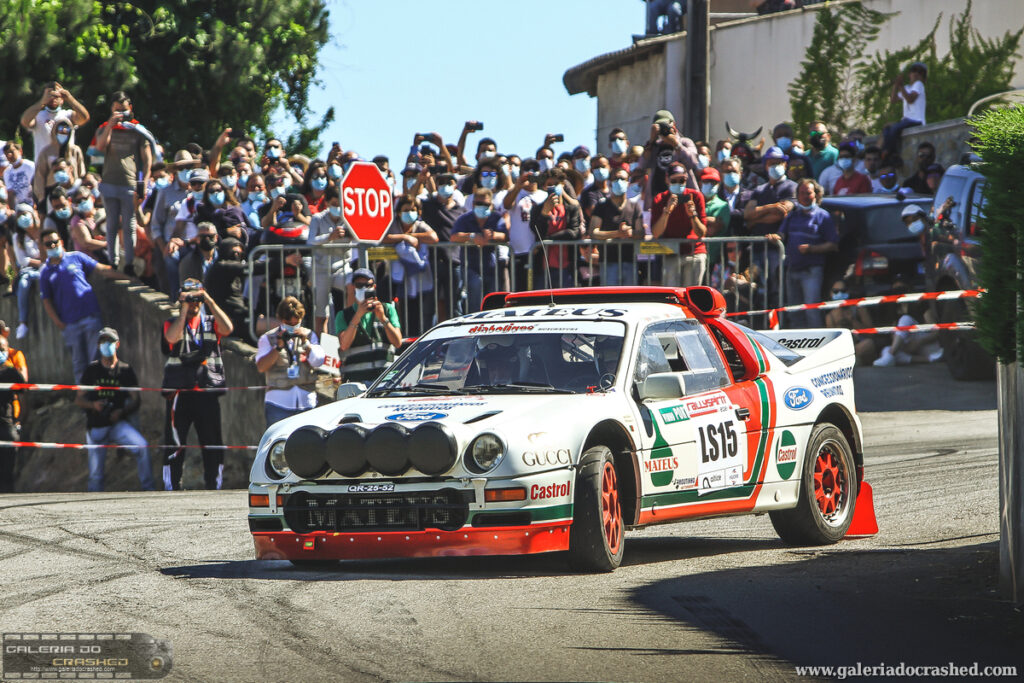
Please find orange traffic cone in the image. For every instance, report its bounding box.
[846,480,878,537]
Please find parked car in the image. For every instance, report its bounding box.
[820,193,933,297]
[927,164,994,380]
[248,286,875,572]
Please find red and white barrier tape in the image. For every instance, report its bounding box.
[0,383,268,393]
[849,322,975,335]
[0,441,257,450]
[726,289,982,319]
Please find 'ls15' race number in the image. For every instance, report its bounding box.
[699,421,738,463]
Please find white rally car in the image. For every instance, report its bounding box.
[249,286,876,571]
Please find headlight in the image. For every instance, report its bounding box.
[465,433,505,473]
[266,440,290,479]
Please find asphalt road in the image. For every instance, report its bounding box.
[2,364,1020,682]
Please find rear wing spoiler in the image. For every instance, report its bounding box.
[759,329,855,371]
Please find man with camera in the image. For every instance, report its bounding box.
[161,277,233,490]
[335,269,402,384]
[75,327,154,492]
[255,297,326,427]
[642,109,700,204]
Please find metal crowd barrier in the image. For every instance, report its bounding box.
[246,236,786,340]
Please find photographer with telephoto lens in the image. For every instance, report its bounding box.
[255,296,326,427]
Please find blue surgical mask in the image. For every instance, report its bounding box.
[723,172,741,188]
[538,158,554,172]
[593,167,610,182]
[629,161,639,172]
[155,176,170,189]
[474,205,492,219]
[56,133,69,145]
[405,177,417,191]
[270,186,287,199]
[250,191,267,204]
[280,322,297,333]
[91,187,100,199]
[611,178,629,196]
[611,139,628,155]
[768,164,787,181]
[697,154,710,170]
[437,184,455,199]
[328,164,342,179]
[548,184,563,197]
[55,207,72,220]
[479,174,497,190]
[717,149,731,162]
[328,205,342,218]
[54,170,70,184]
[17,214,33,229]
[627,183,642,199]
[854,140,864,154]
[47,245,63,259]
[837,158,853,171]
[669,183,685,195]
[266,146,281,159]
[776,137,792,152]
[574,158,590,173]
[209,191,226,207]
[799,200,817,212]
[223,175,237,189]
[401,210,418,224]
[239,174,250,188]
[908,219,925,235]
[76,199,93,214]
[177,170,191,184]
[831,291,850,301]
[311,177,328,191]
[99,341,117,358]
[509,165,521,180]
[701,182,718,199]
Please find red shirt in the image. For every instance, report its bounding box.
[833,171,872,196]
[651,189,707,255]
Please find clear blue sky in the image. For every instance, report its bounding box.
[273,0,646,165]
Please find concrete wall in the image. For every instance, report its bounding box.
[594,0,1024,147]
[3,275,266,491]
[902,118,971,172]
[596,51,668,150]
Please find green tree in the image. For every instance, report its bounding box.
[787,1,891,136]
[0,1,330,157]
[970,105,1024,364]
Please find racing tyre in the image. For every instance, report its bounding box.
[568,446,624,572]
[769,424,856,545]
[288,559,340,570]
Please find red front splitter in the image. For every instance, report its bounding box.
[253,523,571,561]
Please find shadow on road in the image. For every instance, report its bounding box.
[160,536,780,581]
[854,365,995,412]
[628,541,1024,669]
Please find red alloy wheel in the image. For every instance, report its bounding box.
[601,461,623,554]
[814,445,846,520]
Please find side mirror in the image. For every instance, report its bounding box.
[335,381,367,401]
[638,372,686,401]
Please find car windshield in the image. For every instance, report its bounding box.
[367,320,627,395]
[829,203,930,244]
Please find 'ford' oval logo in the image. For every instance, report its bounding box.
[385,411,447,422]
[784,387,813,410]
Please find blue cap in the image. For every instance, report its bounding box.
[762,146,789,161]
[352,268,374,282]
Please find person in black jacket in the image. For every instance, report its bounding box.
[0,335,24,492]
[204,237,265,345]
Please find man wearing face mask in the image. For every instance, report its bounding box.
[19,81,89,162]
[590,165,643,285]
[530,169,583,289]
[535,146,556,174]
[33,115,86,202]
[580,155,613,225]
[831,142,872,196]
[336,269,402,384]
[652,162,708,286]
[766,178,837,328]
[0,335,24,493]
[256,297,325,426]
[571,146,594,188]
[451,188,509,310]
[423,173,468,316]
[161,278,233,490]
[152,150,198,294]
[179,221,218,284]
[75,327,153,492]
[2,142,35,207]
[642,109,700,207]
[806,121,837,181]
[608,129,630,166]
[38,228,128,381]
[307,186,356,333]
[42,186,73,247]
[502,160,546,291]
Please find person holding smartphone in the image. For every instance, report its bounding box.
[651,162,708,286]
[335,269,402,384]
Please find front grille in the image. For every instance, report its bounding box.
[283,489,471,533]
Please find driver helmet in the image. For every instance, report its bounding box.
[593,336,620,372]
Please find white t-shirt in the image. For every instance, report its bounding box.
[29,108,75,161]
[3,160,36,206]
[173,194,201,241]
[507,188,547,255]
[819,164,842,195]
[13,232,40,269]
[901,81,926,124]
[256,330,326,409]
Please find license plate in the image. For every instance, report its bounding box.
[347,483,395,493]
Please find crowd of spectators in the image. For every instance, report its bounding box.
[0,64,959,489]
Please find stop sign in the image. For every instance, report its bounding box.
[341,161,394,243]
